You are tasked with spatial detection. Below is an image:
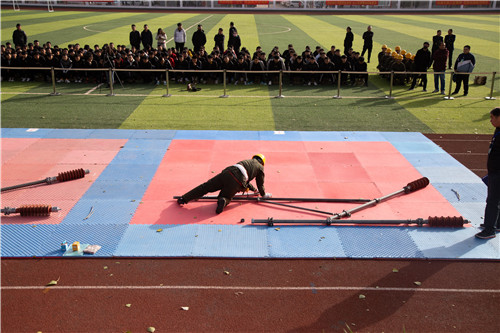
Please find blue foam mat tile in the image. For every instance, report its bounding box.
[1,224,56,257]
[299,131,346,142]
[213,131,260,141]
[391,141,446,154]
[82,180,149,200]
[1,128,52,138]
[97,164,159,182]
[44,129,94,139]
[258,131,302,141]
[110,149,165,165]
[402,152,463,168]
[451,202,486,226]
[61,199,140,225]
[86,129,136,139]
[42,224,129,257]
[121,139,171,151]
[113,224,198,257]
[338,131,387,142]
[382,132,429,143]
[131,130,176,140]
[267,226,345,258]
[338,227,424,258]
[416,166,481,183]
[174,130,219,140]
[408,228,500,259]
[191,225,269,258]
[432,183,487,203]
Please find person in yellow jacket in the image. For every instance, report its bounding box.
[177,154,271,214]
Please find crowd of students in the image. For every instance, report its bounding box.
[1,23,474,95]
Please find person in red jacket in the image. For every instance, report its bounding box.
[432,42,449,95]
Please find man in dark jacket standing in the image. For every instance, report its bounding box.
[141,24,153,50]
[177,154,271,214]
[444,29,456,69]
[12,23,27,48]
[214,28,225,52]
[476,107,500,239]
[361,25,373,63]
[409,42,432,91]
[432,42,448,94]
[344,26,354,56]
[192,24,207,54]
[452,45,475,96]
[432,30,443,56]
[129,24,141,50]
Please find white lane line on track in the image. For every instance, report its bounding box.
[84,83,103,95]
[2,285,499,293]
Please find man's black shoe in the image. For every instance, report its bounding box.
[463,93,468,96]
[475,229,496,239]
[177,197,186,205]
[479,223,500,231]
[451,91,459,95]
[216,198,226,214]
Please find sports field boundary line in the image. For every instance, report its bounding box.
[1,91,488,101]
[84,83,103,95]
[3,285,500,293]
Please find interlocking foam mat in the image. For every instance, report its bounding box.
[1,128,498,259]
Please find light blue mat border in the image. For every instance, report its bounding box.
[1,128,498,259]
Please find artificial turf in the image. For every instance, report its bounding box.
[1,9,499,134]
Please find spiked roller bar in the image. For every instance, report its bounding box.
[252,216,467,227]
[2,205,61,216]
[1,168,90,192]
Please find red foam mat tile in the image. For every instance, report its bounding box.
[1,138,39,151]
[57,150,121,165]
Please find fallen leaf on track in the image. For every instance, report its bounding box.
[147,327,156,332]
[392,268,399,273]
[46,277,60,286]
[359,294,366,299]
[414,281,422,286]
[125,304,131,308]
[181,306,189,311]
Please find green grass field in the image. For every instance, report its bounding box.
[1,9,499,133]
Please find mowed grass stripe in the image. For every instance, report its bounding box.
[63,13,200,48]
[387,14,500,34]
[342,15,499,60]
[1,9,84,23]
[1,11,137,45]
[118,86,276,130]
[445,14,500,24]
[255,14,315,54]
[227,14,261,53]
[0,82,43,102]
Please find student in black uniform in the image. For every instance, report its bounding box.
[361,25,374,63]
[344,26,354,55]
[177,154,271,214]
[476,107,500,239]
[444,29,456,69]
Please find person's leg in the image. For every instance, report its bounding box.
[181,173,225,203]
[463,74,469,95]
[361,45,367,57]
[448,50,453,69]
[477,172,500,238]
[440,73,445,93]
[367,47,372,63]
[421,73,427,90]
[433,74,439,92]
[453,75,462,94]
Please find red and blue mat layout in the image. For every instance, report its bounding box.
[1,128,498,259]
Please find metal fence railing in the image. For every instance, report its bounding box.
[2,66,497,100]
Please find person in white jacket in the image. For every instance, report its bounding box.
[156,28,167,50]
[174,23,186,52]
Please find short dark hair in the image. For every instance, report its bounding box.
[359,56,365,62]
[464,45,471,50]
[491,108,500,117]
[423,42,430,46]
